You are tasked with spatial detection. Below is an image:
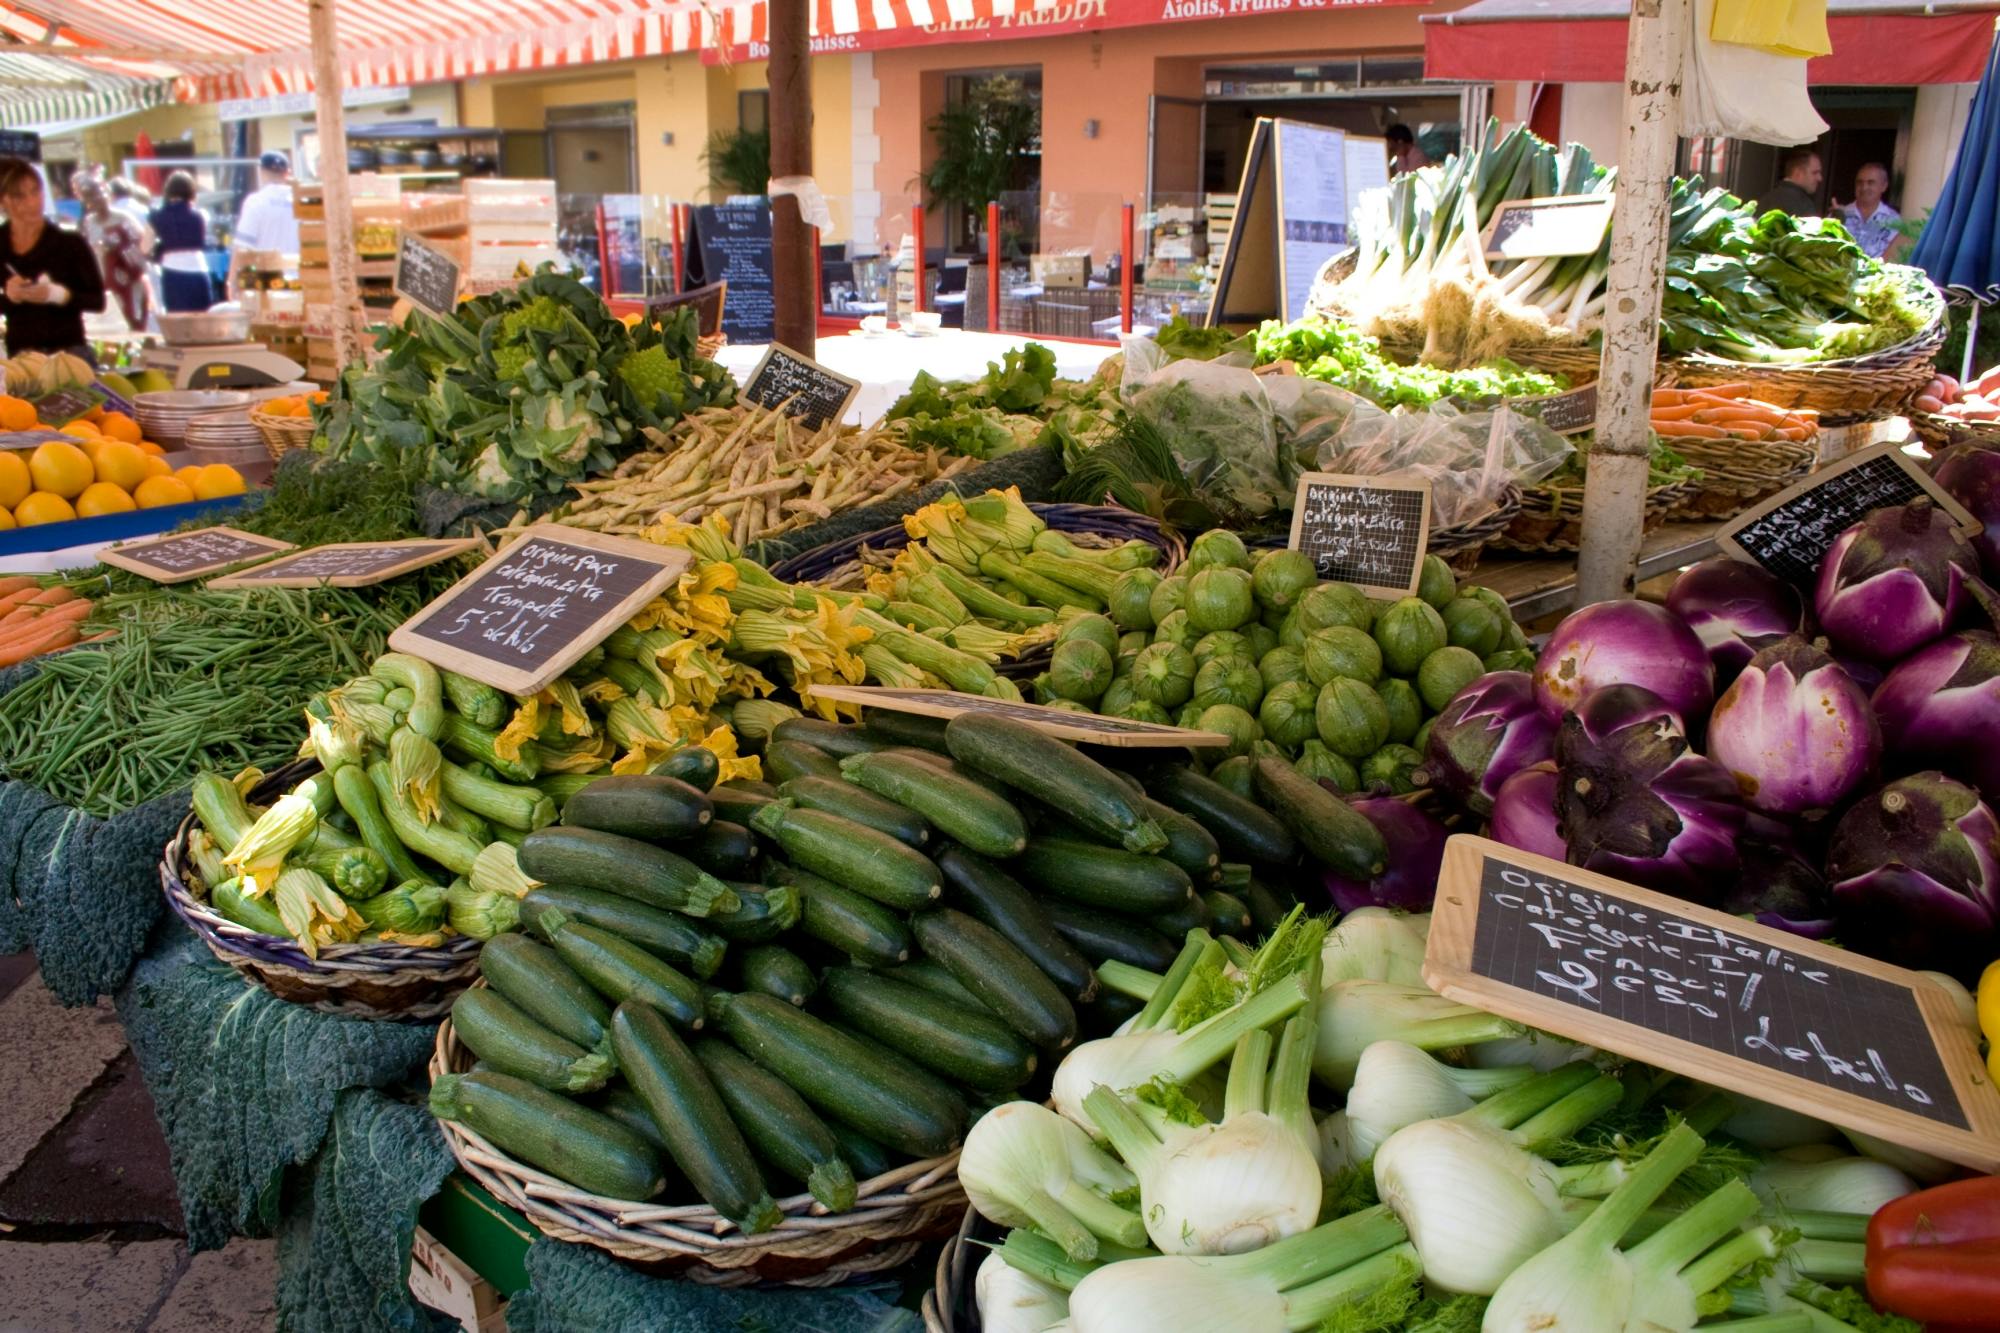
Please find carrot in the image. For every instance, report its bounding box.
[1719,425,1770,441]
[78,630,117,645]
[0,604,90,648]
[1693,403,1791,426]
[0,589,41,619]
[0,620,79,667]
[0,576,38,599]
[1652,389,1690,408]
[1775,425,1815,442]
[1650,404,1707,422]
[1651,421,1730,439]
[0,586,76,629]
[1687,382,1752,398]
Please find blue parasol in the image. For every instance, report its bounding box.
[1912,23,2000,377]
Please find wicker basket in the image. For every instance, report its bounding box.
[921,1206,987,1333]
[429,1010,966,1284]
[1912,412,2000,455]
[250,408,317,462]
[1493,476,1698,554]
[697,332,728,360]
[1661,434,1818,521]
[160,760,480,1020]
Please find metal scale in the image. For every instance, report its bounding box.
[136,342,305,390]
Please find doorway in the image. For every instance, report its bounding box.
[545,102,637,196]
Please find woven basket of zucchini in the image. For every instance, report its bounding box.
[922,1205,992,1333]
[161,761,481,1020]
[428,992,967,1284]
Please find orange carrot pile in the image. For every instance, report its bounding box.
[1649,384,1817,444]
[0,577,99,667]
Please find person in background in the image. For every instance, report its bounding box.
[75,173,150,331]
[150,171,216,313]
[1386,124,1431,175]
[0,156,106,358]
[108,178,155,246]
[1762,147,1824,218]
[1837,162,1903,259]
[230,150,298,298]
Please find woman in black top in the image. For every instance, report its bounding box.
[150,171,216,313]
[0,157,107,358]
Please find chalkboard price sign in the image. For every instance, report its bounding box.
[1425,836,2000,1171]
[1516,381,1598,436]
[395,234,462,320]
[646,280,727,337]
[99,526,295,584]
[741,344,861,432]
[208,538,480,589]
[1287,472,1431,598]
[1481,195,1617,261]
[805,685,1232,749]
[31,386,106,427]
[1719,442,1978,584]
[686,206,774,343]
[389,526,689,696]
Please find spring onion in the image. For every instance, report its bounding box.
[959,1101,1145,1263]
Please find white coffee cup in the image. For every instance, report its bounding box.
[908,310,942,333]
[860,314,889,334]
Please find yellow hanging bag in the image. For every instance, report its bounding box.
[1711,0,1832,59]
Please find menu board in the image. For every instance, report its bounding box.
[208,538,479,590]
[0,131,41,162]
[394,234,461,320]
[686,205,775,343]
[1287,472,1431,598]
[1425,836,2000,1171]
[1481,195,1618,261]
[806,685,1232,749]
[99,527,294,584]
[740,345,861,431]
[1211,117,1375,328]
[646,280,727,337]
[1273,119,1349,324]
[388,526,688,696]
[1718,442,1977,584]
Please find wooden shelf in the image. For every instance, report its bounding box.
[1467,520,1725,622]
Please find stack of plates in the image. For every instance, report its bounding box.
[182,410,263,451]
[136,390,253,447]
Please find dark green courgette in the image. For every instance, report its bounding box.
[778,776,932,849]
[478,933,611,1048]
[937,847,1097,1002]
[1144,765,1298,866]
[519,826,738,919]
[536,907,707,1028]
[826,1120,896,1181]
[522,885,725,979]
[1239,874,1293,934]
[783,867,912,968]
[1012,837,1194,914]
[560,774,714,840]
[862,709,952,752]
[736,944,817,1007]
[1151,891,1206,939]
[705,882,800,943]
[763,739,842,784]
[909,910,1078,1051]
[450,986,614,1093]
[430,1071,661,1201]
[707,785,775,825]
[597,1086,671,1153]
[944,713,1167,854]
[694,1039,856,1212]
[890,959,992,1013]
[651,746,720,791]
[839,752,1028,857]
[747,802,942,911]
[1041,900,1178,971]
[1252,757,1386,880]
[1138,795,1221,883]
[1203,888,1254,937]
[769,717,894,758]
[680,820,759,878]
[820,969,1039,1091]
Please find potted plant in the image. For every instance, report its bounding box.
[919,75,1039,253]
[702,126,771,199]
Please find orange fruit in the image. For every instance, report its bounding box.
[133,475,194,509]
[0,396,34,432]
[98,412,142,444]
[191,464,247,499]
[14,491,76,526]
[29,441,94,499]
[93,441,149,492]
[0,452,30,509]
[264,396,301,417]
[75,481,137,517]
[142,454,171,479]
[138,441,165,456]
[81,406,105,424]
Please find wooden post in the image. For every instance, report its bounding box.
[1120,202,1135,335]
[307,0,360,370]
[767,0,815,354]
[911,204,927,314]
[987,201,1001,330]
[1574,0,1689,608]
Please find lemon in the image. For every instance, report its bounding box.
[174,465,205,487]
[0,452,29,509]
[28,441,93,500]
[133,475,195,509]
[142,454,171,479]
[75,481,138,517]
[0,507,13,530]
[93,440,150,493]
[14,491,77,526]
[191,465,247,500]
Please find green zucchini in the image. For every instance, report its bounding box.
[441,713,541,783]
[430,1071,662,1201]
[838,751,1028,858]
[769,717,894,758]
[522,885,726,979]
[825,1120,896,1180]
[821,968,1039,1091]
[890,959,992,1013]
[861,709,952,752]
[437,799,493,847]
[1013,837,1194,915]
[597,1086,671,1153]
[441,670,508,729]
[1152,891,1206,939]
[292,843,389,899]
[211,876,290,936]
[763,739,842,784]
[1041,900,1178,971]
[710,991,966,1158]
[722,779,780,797]
[1143,765,1298,866]
[694,1039,857,1212]
[681,820,759,878]
[442,760,557,832]
[519,827,739,919]
[559,774,713,840]
[910,910,1078,1051]
[1138,795,1222,883]
[705,882,801,943]
[537,908,707,1028]
[331,763,428,885]
[450,986,614,1093]
[784,867,913,968]
[885,748,1016,800]
[778,776,932,849]
[191,772,258,850]
[936,847,1097,1002]
[612,1002,781,1234]
[1204,888,1253,937]
[366,763,484,877]
[651,746,720,791]
[1252,757,1386,880]
[707,785,775,825]
[747,802,942,911]
[371,653,444,739]
[736,944,817,1007]
[943,713,1167,854]
[479,933,611,1048]
[1240,874,1293,934]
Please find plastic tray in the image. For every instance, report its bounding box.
[0,493,252,559]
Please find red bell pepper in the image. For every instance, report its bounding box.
[1866,1175,2000,1328]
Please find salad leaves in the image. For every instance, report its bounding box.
[1252,319,1564,410]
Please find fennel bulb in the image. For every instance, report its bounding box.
[978,1251,1071,1333]
[1837,1128,1958,1185]
[1313,979,1522,1089]
[1320,908,1428,986]
[1328,1040,1535,1170]
[960,1101,1146,1261]
[1721,1095,1841,1151]
[1463,1028,1596,1073]
[1751,1146,1916,1216]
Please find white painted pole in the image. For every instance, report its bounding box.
[1574,0,1690,607]
[307,0,361,370]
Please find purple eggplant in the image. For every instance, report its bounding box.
[1932,444,2000,581]
[1532,599,1715,727]
[1825,772,2000,979]
[1873,630,2000,805]
[1722,812,1837,939]
[1813,499,1980,663]
[1490,761,1565,861]
[1554,684,1744,904]
[1416,671,1556,817]
[1665,556,1807,684]
[1706,636,1881,819]
[1320,796,1447,913]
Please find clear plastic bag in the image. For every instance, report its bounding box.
[1314,400,1575,529]
[1120,342,1295,521]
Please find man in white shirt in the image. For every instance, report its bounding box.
[230,151,299,296]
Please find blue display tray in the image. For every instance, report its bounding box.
[0,493,253,559]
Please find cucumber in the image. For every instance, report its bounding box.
[862,709,952,752]
[560,774,714,840]
[825,1120,897,1180]
[944,713,1168,855]
[430,1072,662,1201]
[1012,837,1195,915]
[910,910,1078,1051]
[737,944,817,1007]
[522,885,726,979]
[1144,766,1298,866]
[612,1002,782,1234]
[519,827,739,920]
[211,877,289,936]
[597,1086,671,1153]
[1042,900,1178,971]
[747,802,942,911]
[538,909,707,1028]
[708,786,775,825]
[770,717,894,758]
[820,969,1039,1091]
[694,1039,857,1212]
[763,739,843,784]
[1203,888,1254,937]
[478,933,611,1048]
[936,848,1097,1002]
[705,882,801,943]
[331,763,428,885]
[710,991,966,1158]
[1252,757,1386,880]
[1138,794,1222,883]
[778,776,932,849]
[784,867,913,968]
[681,820,759,878]
[838,751,1029,858]
[449,987,614,1093]
[651,746,720,791]
[891,959,993,1013]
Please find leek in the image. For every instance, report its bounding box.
[958,1101,1147,1262]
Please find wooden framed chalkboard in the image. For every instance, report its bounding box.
[1514,381,1598,436]
[1425,835,2000,1172]
[1718,441,1977,584]
[740,345,861,431]
[685,205,774,343]
[1287,472,1431,598]
[388,526,690,696]
[646,280,727,337]
[99,526,295,585]
[208,538,480,590]
[394,234,461,320]
[1481,195,1617,262]
[30,386,105,428]
[805,685,1232,748]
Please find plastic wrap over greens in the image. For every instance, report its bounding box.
[1117,341,1296,521]
[1313,397,1573,528]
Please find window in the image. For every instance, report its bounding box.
[740,90,769,133]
